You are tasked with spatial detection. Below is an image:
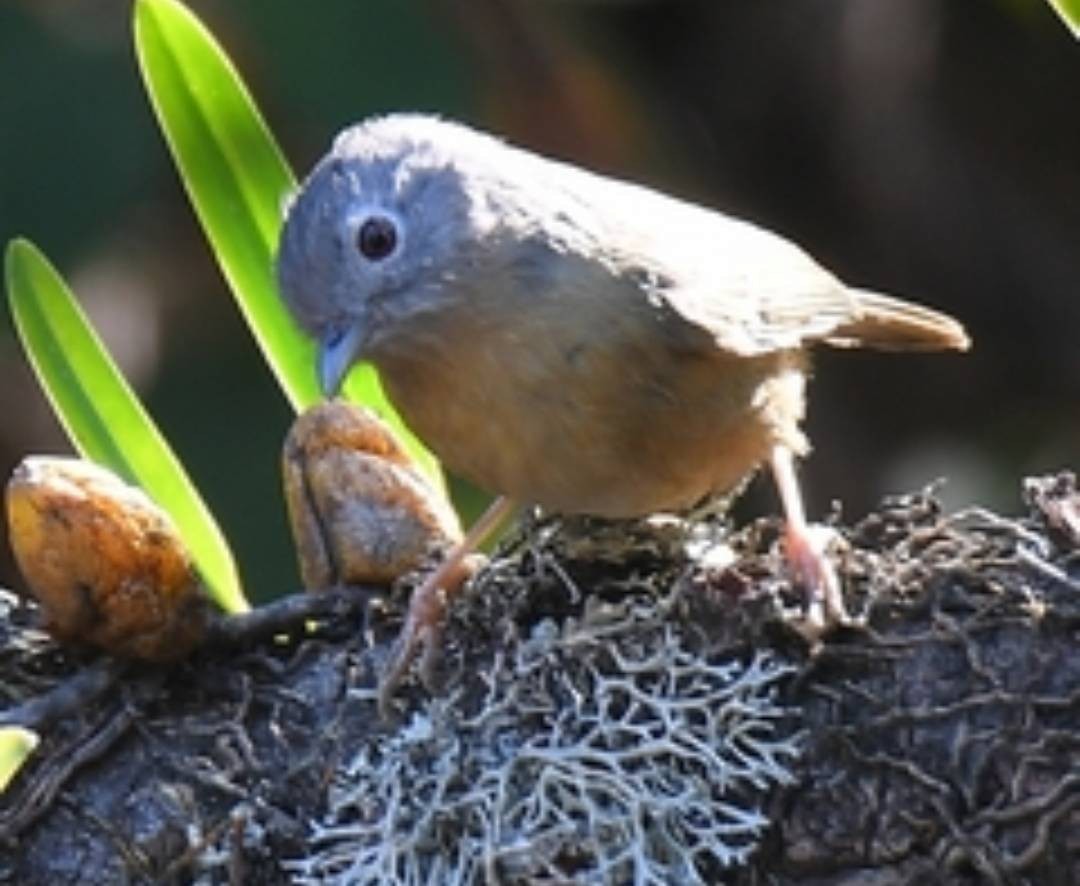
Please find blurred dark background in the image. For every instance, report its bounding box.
[1,0,1077,602]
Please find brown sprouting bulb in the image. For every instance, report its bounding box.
[282,401,463,590]
[5,456,207,661]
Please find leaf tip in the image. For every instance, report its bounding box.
[5,236,33,268]
[0,726,39,793]
[4,238,45,307]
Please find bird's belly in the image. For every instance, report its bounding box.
[379,336,806,519]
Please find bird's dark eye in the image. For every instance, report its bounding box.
[356,215,399,261]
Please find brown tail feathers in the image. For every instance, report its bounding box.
[826,289,971,352]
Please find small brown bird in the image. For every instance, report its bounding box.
[276,114,970,704]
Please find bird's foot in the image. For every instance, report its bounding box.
[781,521,859,649]
[375,495,514,718]
[376,553,483,719]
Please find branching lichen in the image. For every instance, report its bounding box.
[288,594,799,885]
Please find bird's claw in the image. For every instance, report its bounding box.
[781,522,860,648]
[376,553,483,719]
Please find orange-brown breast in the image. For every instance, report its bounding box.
[377,298,809,518]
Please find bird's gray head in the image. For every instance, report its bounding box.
[276,114,508,396]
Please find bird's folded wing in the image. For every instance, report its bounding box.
[650,212,969,355]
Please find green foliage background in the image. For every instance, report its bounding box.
[1,0,1078,601]
[0,1,472,601]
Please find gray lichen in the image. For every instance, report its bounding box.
[288,593,800,885]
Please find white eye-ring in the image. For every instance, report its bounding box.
[349,208,403,263]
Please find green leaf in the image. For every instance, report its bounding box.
[1047,0,1080,36]
[5,239,248,614]
[133,0,443,490]
[0,727,38,794]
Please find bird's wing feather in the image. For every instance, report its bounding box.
[513,144,969,357]
[604,195,864,355]
[602,183,969,355]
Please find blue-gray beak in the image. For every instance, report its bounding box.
[318,321,366,397]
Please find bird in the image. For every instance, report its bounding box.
[276,113,969,708]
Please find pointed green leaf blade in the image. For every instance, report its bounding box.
[1047,0,1080,36]
[134,0,303,405]
[133,0,442,489]
[5,238,248,614]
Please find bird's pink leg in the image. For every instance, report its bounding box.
[378,494,516,716]
[769,444,851,645]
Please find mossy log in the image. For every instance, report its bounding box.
[0,474,1077,884]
